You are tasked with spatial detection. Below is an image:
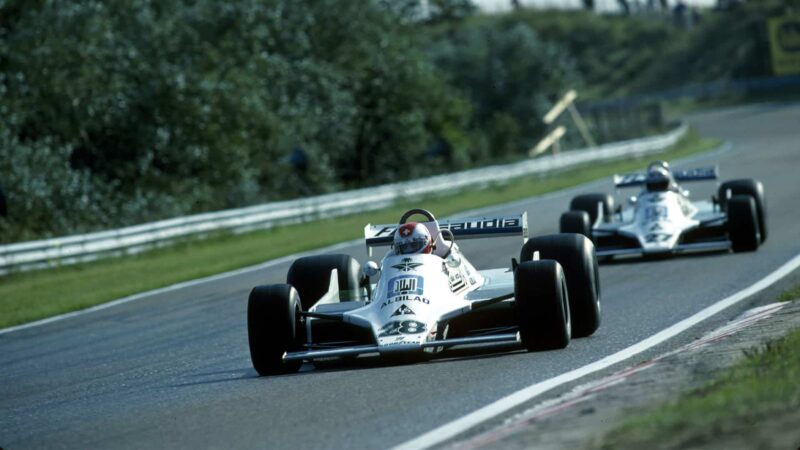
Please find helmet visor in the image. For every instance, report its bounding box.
[397,237,427,254]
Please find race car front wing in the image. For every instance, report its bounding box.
[282,332,520,362]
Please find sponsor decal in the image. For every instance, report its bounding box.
[440,217,521,233]
[675,167,716,180]
[371,216,522,241]
[617,173,644,185]
[388,275,424,296]
[392,257,423,272]
[374,226,396,237]
[449,271,467,293]
[378,320,427,337]
[381,339,423,346]
[645,206,668,222]
[391,304,416,316]
[380,295,430,309]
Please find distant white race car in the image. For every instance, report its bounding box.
[558,161,767,259]
[247,209,601,375]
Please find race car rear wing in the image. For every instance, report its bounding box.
[364,212,528,256]
[613,166,718,188]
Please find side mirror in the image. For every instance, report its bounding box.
[362,261,380,278]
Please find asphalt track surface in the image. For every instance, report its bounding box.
[1,103,799,449]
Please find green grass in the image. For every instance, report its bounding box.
[597,334,800,449]
[778,284,800,303]
[0,130,720,329]
[597,286,800,450]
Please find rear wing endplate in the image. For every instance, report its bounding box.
[364,212,528,254]
[613,166,718,188]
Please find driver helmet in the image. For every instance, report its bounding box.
[393,222,433,255]
[645,164,674,192]
[648,160,670,172]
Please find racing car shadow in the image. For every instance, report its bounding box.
[176,342,560,383]
[185,344,542,381]
[598,249,730,266]
[168,367,270,387]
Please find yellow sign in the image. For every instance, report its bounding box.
[768,17,800,76]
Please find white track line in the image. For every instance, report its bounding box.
[393,252,800,450]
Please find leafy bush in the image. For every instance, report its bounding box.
[0,0,475,242]
[4,0,774,244]
[426,19,581,160]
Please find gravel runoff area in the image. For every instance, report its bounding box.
[442,290,800,450]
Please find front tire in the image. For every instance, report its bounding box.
[718,179,766,243]
[514,260,570,351]
[570,193,615,225]
[247,284,303,376]
[521,234,601,338]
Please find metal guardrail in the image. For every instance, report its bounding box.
[581,75,800,111]
[0,122,688,274]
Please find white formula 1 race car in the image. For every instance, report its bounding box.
[247,209,601,375]
[558,161,767,259]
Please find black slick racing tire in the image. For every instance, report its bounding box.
[521,234,601,338]
[247,284,303,376]
[514,260,570,351]
[570,193,614,225]
[287,254,362,311]
[727,195,760,252]
[560,211,592,238]
[718,179,766,243]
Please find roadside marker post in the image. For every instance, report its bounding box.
[532,90,597,158]
[529,126,566,157]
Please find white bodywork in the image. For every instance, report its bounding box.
[283,214,526,362]
[592,167,730,257]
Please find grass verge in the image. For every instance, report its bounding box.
[597,286,800,450]
[778,284,800,302]
[0,130,720,330]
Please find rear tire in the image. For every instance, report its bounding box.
[521,234,601,338]
[287,254,362,311]
[718,179,766,243]
[514,260,570,351]
[727,195,760,252]
[247,284,303,376]
[560,211,592,238]
[570,193,615,225]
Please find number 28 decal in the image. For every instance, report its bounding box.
[378,320,427,337]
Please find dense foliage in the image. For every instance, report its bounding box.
[0,0,581,242]
[488,0,798,99]
[1,0,791,242]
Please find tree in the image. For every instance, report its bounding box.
[428,21,581,160]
